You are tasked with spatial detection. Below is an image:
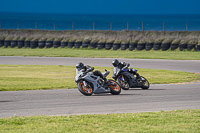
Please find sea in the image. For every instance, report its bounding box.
[0,12,200,31]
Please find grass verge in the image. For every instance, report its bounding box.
[0,47,200,60]
[0,64,199,91]
[0,109,199,132]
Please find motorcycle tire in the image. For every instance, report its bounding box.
[117,75,130,90]
[139,76,150,89]
[77,80,93,96]
[108,80,121,95]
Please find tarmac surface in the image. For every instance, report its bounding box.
[0,56,200,118]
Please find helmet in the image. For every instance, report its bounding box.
[112,59,119,67]
[76,62,84,71]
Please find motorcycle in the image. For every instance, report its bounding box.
[112,66,150,90]
[75,69,121,96]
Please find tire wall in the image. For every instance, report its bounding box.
[53,41,61,48]
[121,43,129,50]
[0,40,4,47]
[90,42,97,49]
[11,41,17,48]
[68,41,74,48]
[179,43,187,51]
[61,41,68,48]
[196,45,200,51]
[105,43,113,50]
[113,43,121,50]
[38,41,45,48]
[153,43,161,50]
[137,43,145,51]
[97,42,105,49]
[161,43,171,51]
[30,41,38,49]
[187,44,195,51]
[0,38,199,52]
[145,43,153,51]
[82,41,90,48]
[74,41,82,48]
[129,43,137,51]
[170,43,179,51]
[4,40,11,48]
[24,41,30,48]
[46,41,53,48]
[18,40,24,48]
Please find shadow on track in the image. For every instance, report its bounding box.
[92,93,141,96]
[127,88,166,91]
[0,100,13,103]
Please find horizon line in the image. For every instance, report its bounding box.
[0,11,200,16]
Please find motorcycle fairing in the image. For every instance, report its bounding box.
[119,71,137,87]
[77,72,110,94]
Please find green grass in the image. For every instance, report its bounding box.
[0,64,199,91]
[0,47,200,60]
[0,109,199,133]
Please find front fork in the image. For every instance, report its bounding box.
[120,75,125,81]
[83,81,86,85]
[83,80,90,88]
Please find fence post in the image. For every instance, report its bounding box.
[163,22,165,32]
[36,22,37,30]
[127,22,129,31]
[110,22,112,31]
[72,22,74,31]
[93,22,95,30]
[186,22,188,31]
[18,22,19,30]
[54,22,56,30]
[142,22,144,31]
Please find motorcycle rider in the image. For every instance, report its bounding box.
[112,59,130,70]
[76,62,107,83]
[112,59,140,78]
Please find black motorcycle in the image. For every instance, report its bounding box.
[112,66,150,90]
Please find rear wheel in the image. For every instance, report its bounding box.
[77,80,93,96]
[117,75,130,90]
[140,76,150,89]
[108,80,121,95]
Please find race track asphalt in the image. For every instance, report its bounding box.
[0,56,200,118]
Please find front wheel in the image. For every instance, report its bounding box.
[108,80,121,95]
[140,76,150,89]
[117,75,130,90]
[77,80,93,96]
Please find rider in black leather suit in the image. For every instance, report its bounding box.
[76,62,107,82]
[112,59,140,78]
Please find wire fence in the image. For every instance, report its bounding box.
[0,21,191,31]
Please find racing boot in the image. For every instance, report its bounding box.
[103,78,108,86]
[97,72,108,85]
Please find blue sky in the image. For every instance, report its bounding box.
[0,0,200,14]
